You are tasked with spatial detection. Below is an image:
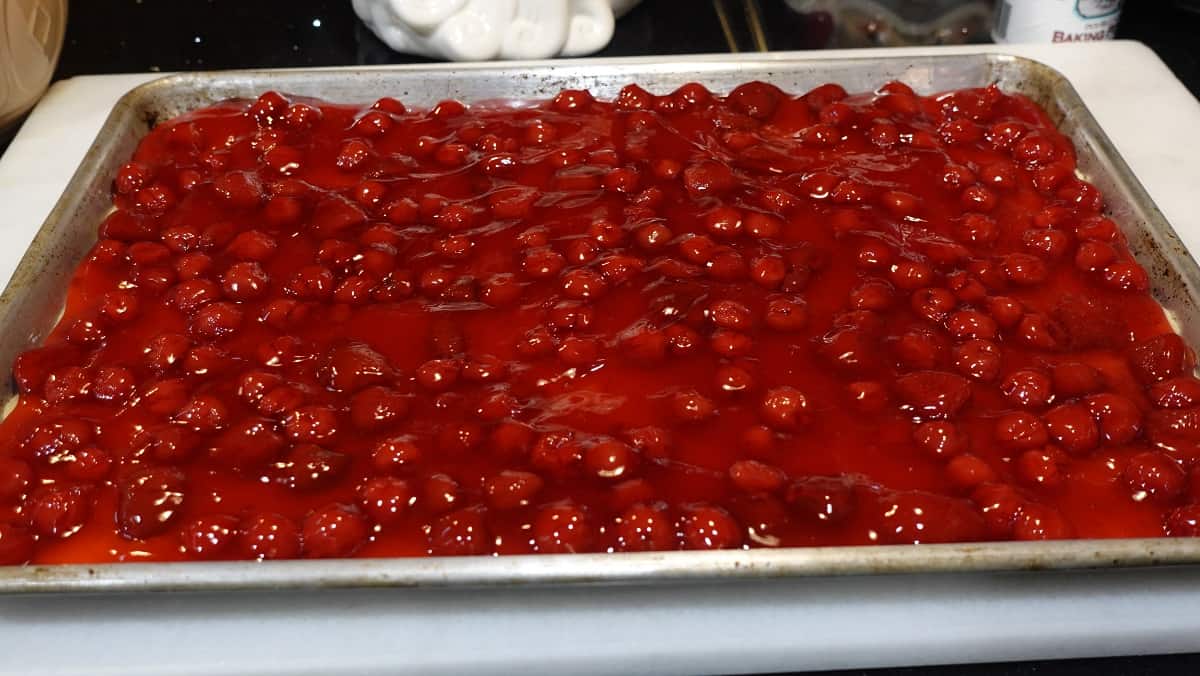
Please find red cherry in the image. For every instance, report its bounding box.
[302,503,368,558]
[786,476,856,524]
[483,471,544,510]
[1003,253,1047,286]
[994,412,1049,450]
[558,336,600,367]
[371,438,422,474]
[713,365,754,396]
[272,444,348,491]
[1165,505,1200,536]
[118,467,186,540]
[423,473,461,514]
[913,421,967,459]
[143,333,192,373]
[1015,447,1066,488]
[1124,452,1185,501]
[65,446,113,482]
[1043,403,1100,454]
[952,339,1001,382]
[1051,362,1104,397]
[583,440,636,480]
[180,515,240,559]
[1130,333,1193,384]
[1001,369,1053,409]
[209,418,285,469]
[971,483,1026,537]
[671,389,716,422]
[26,484,91,538]
[174,394,229,432]
[986,296,1024,328]
[1084,393,1143,444]
[759,386,809,430]
[709,329,753,358]
[911,287,956,323]
[358,477,414,525]
[236,370,283,406]
[729,460,787,493]
[946,310,998,341]
[945,454,996,490]
[890,260,933,291]
[893,371,971,419]
[43,366,91,404]
[1014,313,1061,350]
[283,406,340,442]
[709,299,753,331]
[191,302,244,339]
[849,280,895,311]
[221,261,270,300]
[349,386,409,430]
[613,504,674,552]
[23,418,95,461]
[533,502,593,553]
[1101,260,1149,292]
[1149,377,1200,409]
[429,506,490,556]
[893,328,946,370]
[764,296,808,332]
[678,504,742,550]
[1075,240,1117,272]
[873,491,986,544]
[226,230,278,261]
[240,512,301,560]
[703,206,744,239]
[325,341,393,392]
[1012,504,1072,540]
[0,457,32,503]
[12,344,83,395]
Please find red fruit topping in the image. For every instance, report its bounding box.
[3,82,1196,565]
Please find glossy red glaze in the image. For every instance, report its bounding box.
[0,82,1194,565]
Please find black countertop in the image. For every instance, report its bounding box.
[22,1,1200,674]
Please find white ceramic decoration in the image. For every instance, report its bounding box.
[353,0,642,61]
[0,0,66,128]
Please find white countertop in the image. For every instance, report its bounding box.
[2,41,1200,675]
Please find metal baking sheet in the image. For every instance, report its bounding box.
[3,52,1200,594]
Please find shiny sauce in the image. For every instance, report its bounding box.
[2,81,1199,564]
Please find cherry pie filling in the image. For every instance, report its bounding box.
[2,80,1199,564]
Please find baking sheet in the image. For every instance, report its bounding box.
[3,50,1200,596]
[2,42,1200,675]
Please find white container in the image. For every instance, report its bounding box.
[353,0,642,61]
[993,0,1124,44]
[0,0,66,128]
